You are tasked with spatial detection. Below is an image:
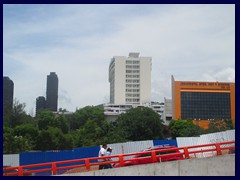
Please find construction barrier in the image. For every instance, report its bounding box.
[3,140,235,176]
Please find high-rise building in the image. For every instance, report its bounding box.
[171,75,235,129]
[36,96,46,115]
[46,72,58,111]
[3,76,14,111]
[109,52,152,105]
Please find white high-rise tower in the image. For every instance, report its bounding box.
[109,52,152,105]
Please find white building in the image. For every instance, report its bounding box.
[104,102,165,123]
[148,101,164,118]
[109,52,152,105]
[162,98,173,125]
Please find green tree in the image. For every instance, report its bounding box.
[3,127,15,154]
[207,119,234,133]
[37,110,69,133]
[105,121,128,143]
[3,126,34,153]
[36,128,55,151]
[13,124,39,150]
[36,127,72,151]
[3,106,12,127]
[75,120,103,147]
[37,111,55,130]
[8,99,34,128]
[70,106,105,130]
[169,120,204,139]
[115,107,164,141]
[53,115,69,134]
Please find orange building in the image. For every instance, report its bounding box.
[171,76,235,129]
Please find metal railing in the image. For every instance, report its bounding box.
[3,140,235,176]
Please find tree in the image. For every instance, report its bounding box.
[13,124,39,150]
[115,107,164,141]
[6,99,34,128]
[37,111,55,130]
[207,119,234,133]
[3,126,34,153]
[75,119,104,147]
[53,115,69,134]
[3,127,15,154]
[169,120,204,139]
[36,127,73,151]
[3,105,12,127]
[70,106,105,130]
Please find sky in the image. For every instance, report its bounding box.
[3,4,235,116]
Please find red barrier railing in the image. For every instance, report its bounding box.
[3,140,235,176]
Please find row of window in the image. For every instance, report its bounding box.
[126,89,140,92]
[126,75,140,78]
[126,65,140,69]
[126,98,140,102]
[126,94,140,97]
[126,79,140,83]
[126,60,139,64]
[126,84,140,88]
[126,70,140,73]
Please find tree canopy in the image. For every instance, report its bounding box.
[168,120,204,138]
[3,100,235,154]
[115,107,165,141]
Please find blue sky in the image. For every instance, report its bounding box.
[3,4,235,115]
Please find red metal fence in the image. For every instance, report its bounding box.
[3,140,235,176]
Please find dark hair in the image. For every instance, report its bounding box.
[102,144,107,147]
[107,147,112,151]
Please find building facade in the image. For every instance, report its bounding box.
[46,72,58,111]
[104,101,165,123]
[171,76,235,128]
[36,96,46,115]
[162,98,172,125]
[3,76,14,111]
[109,52,152,105]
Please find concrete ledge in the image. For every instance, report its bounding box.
[58,154,235,176]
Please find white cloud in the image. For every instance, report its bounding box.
[3,4,235,115]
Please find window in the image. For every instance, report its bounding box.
[181,92,231,120]
[139,153,151,157]
[126,60,133,64]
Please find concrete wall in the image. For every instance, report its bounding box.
[59,154,235,176]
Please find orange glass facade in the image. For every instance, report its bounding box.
[171,76,235,129]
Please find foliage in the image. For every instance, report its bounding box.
[75,120,103,147]
[13,124,39,150]
[3,127,15,154]
[3,99,34,128]
[9,103,235,153]
[162,124,171,139]
[115,107,164,141]
[70,106,105,130]
[35,127,73,151]
[37,111,55,130]
[207,119,234,133]
[52,115,69,134]
[168,120,204,139]
[3,126,34,154]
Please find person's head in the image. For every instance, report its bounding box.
[102,144,107,149]
[107,147,112,152]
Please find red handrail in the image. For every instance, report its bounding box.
[3,140,235,176]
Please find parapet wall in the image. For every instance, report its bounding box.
[59,154,235,176]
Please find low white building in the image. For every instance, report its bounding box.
[104,102,167,123]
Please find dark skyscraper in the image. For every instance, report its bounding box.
[36,96,46,115]
[3,76,14,111]
[46,72,58,111]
